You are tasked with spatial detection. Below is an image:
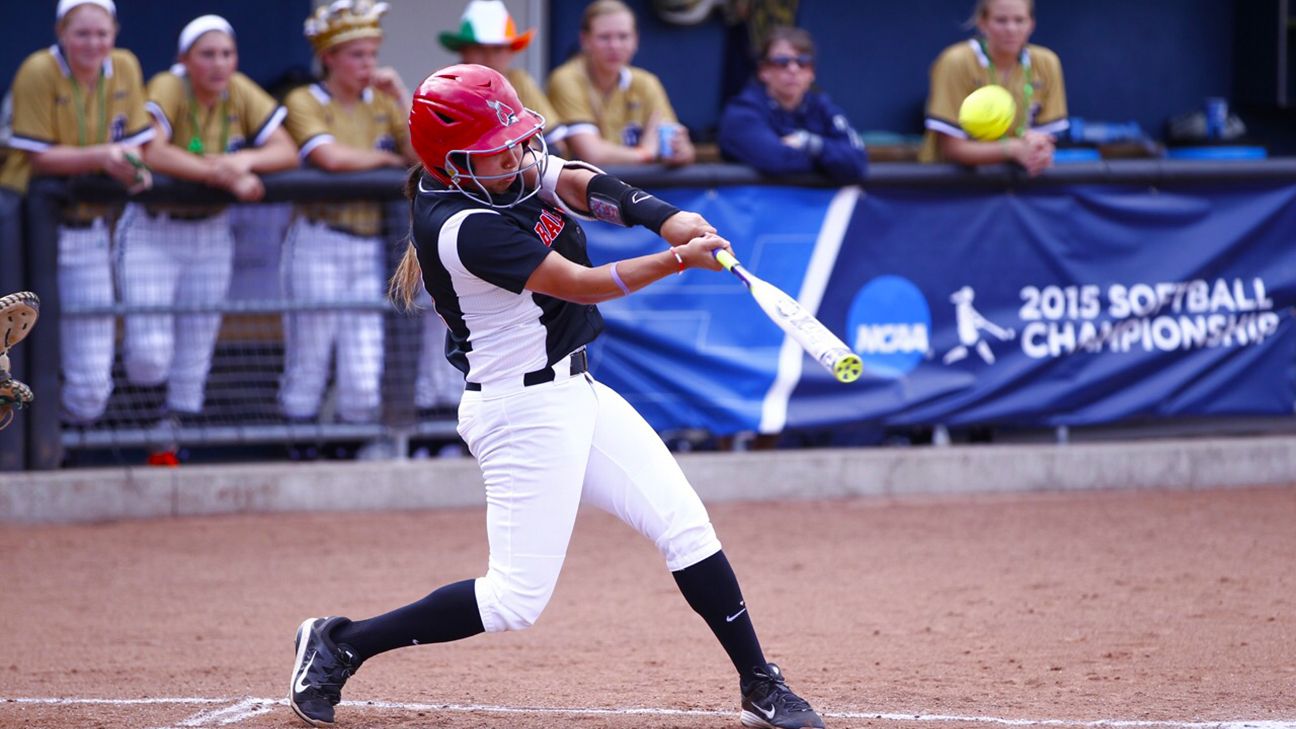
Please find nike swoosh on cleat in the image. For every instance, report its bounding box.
[755,702,776,720]
[294,652,316,694]
[725,607,748,622]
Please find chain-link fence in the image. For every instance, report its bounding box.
[21,170,464,466]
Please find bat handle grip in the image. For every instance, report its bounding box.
[712,248,739,271]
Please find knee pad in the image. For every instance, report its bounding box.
[473,573,554,633]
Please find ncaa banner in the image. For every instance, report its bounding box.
[792,183,1296,430]
[584,183,1296,435]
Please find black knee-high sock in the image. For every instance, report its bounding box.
[672,550,767,683]
[331,579,484,661]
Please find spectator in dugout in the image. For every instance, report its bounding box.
[115,15,297,424]
[279,0,417,427]
[920,0,1068,176]
[717,25,867,184]
[547,0,696,167]
[0,0,155,424]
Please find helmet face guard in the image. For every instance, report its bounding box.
[410,64,550,209]
[444,116,548,208]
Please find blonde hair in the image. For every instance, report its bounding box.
[388,165,427,312]
[965,0,1034,29]
[581,0,635,33]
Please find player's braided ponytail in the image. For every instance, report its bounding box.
[388,165,426,311]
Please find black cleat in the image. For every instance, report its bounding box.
[740,663,825,729]
[288,616,362,726]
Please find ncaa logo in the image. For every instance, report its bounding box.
[846,275,931,378]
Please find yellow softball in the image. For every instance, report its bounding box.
[958,85,1017,141]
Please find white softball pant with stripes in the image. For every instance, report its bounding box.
[58,219,115,422]
[279,217,383,422]
[116,204,233,414]
[459,369,722,632]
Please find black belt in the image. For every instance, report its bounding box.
[465,350,588,391]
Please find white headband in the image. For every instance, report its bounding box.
[56,0,116,20]
[178,15,235,56]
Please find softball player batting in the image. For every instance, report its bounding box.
[288,65,825,729]
[0,0,155,423]
[278,0,414,425]
[116,15,296,417]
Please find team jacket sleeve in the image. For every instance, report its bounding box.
[639,71,680,125]
[117,52,156,146]
[8,56,57,150]
[925,47,974,140]
[145,72,183,141]
[547,63,599,139]
[1032,50,1070,136]
[509,69,562,136]
[233,73,287,147]
[812,97,868,183]
[717,95,816,176]
[283,88,332,160]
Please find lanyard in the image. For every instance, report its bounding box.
[69,69,107,146]
[184,76,229,155]
[980,39,1033,138]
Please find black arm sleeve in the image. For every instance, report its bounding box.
[585,174,681,234]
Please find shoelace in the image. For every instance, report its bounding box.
[308,650,356,705]
[752,673,812,712]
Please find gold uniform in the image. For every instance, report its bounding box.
[1,45,155,195]
[283,83,407,237]
[920,39,1069,163]
[1,45,154,422]
[111,70,290,416]
[505,67,562,142]
[546,57,679,148]
[145,69,287,215]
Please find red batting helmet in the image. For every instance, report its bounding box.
[409,64,548,206]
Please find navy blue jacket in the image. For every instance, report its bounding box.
[718,81,867,183]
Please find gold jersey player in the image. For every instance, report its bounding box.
[0,0,155,423]
[287,64,825,729]
[920,0,1068,176]
[115,15,296,420]
[278,0,416,425]
[546,0,696,166]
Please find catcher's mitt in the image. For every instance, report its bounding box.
[1,291,40,431]
[0,376,33,431]
[2,291,39,352]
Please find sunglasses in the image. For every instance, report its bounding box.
[764,53,814,69]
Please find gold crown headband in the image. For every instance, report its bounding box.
[304,0,389,54]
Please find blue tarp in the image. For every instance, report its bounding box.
[584,183,1296,434]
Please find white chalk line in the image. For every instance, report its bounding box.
[3,696,1295,729]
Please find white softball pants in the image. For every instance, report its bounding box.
[279,217,383,422]
[58,219,115,422]
[116,204,233,414]
[458,367,722,633]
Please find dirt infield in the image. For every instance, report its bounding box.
[1,485,1293,729]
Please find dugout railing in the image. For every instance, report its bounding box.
[8,159,1296,470]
